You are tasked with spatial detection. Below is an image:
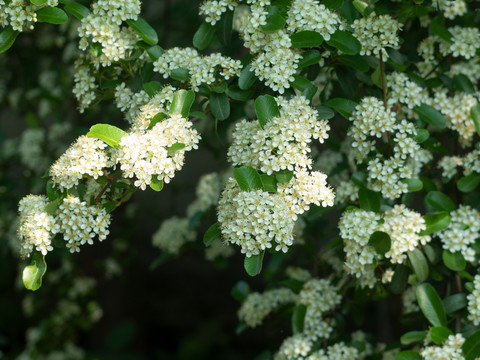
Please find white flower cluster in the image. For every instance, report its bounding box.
[72,57,97,113]
[114,83,150,123]
[449,60,480,84]
[0,0,59,32]
[402,286,419,314]
[220,96,334,256]
[153,47,242,91]
[131,85,177,131]
[18,195,55,257]
[339,206,429,288]
[116,114,201,190]
[18,128,48,172]
[286,266,312,282]
[387,72,429,112]
[199,0,238,25]
[186,172,223,217]
[438,144,480,179]
[204,238,235,261]
[352,14,402,59]
[438,155,463,180]
[349,97,432,199]
[437,205,480,262]
[152,217,196,255]
[78,0,141,67]
[238,288,297,327]
[17,194,111,256]
[421,334,465,360]
[467,274,480,326]
[437,0,467,19]
[304,342,359,360]
[50,136,112,190]
[439,26,480,60]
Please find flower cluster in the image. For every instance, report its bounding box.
[439,26,480,60]
[114,83,150,123]
[467,274,480,326]
[72,56,98,113]
[352,14,402,59]
[420,334,465,360]
[50,136,112,190]
[437,0,467,19]
[116,114,201,190]
[199,0,238,25]
[186,172,223,217]
[152,217,196,255]
[303,342,359,360]
[131,85,177,131]
[402,286,419,314]
[437,205,480,262]
[153,48,242,91]
[0,0,59,32]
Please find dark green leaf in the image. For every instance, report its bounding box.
[430,22,453,43]
[193,22,215,50]
[413,104,446,129]
[400,331,427,345]
[359,188,381,212]
[148,112,167,130]
[244,251,265,276]
[290,76,317,102]
[233,166,263,191]
[64,1,90,20]
[338,54,369,72]
[408,248,429,283]
[326,97,357,118]
[290,31,324,48]
[23,253,47,291]
[166,143,185,156]
[146,45,164,61]
[170,68,190,82]
[352,0,373,17]
[143,81,163,97]
[404,179,423,192]
[261,13,286,32]
[421,212,451,235]
[204,223,221,246]
[351,171,366,187]
[442,250,466,271]
[45,198,61,216]
[261,174,277,193]
[216,10,233,45]
[471,104,480,137]
[425,191,456,212]
[0,26,19,54]
[46,180,62,201]
[150,177,164,192]
[463,329,480,360]
[255,95,280,128]
[36,7,68,24]
[326,30,361,55]
[87,124,127,147]
[298,50,322,69]
[292,304,307,334]
[368,231,391,256]
[315,105,335,120]
[394,351,421,360]
[416,283,447,327]
[238,64,257,90]
[458,173,480,193]
[169,89,195,117]
[210,92,230,120]
[415,129,430,143]
[126,17,158,45]
[231,281,250,302]
[453,74,475,94]
[430,326,453,345]
[228,85,255,102]
[323,0,344,10]
[390,264,410,294]
[275,170,294,184]
[212,81,228,93]
[443,293,467,314]
[371,65,382,88]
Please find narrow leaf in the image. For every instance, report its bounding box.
[193,22,215,50]
[290,31,324,48]
[23,253,47,291]
[126,17,158,45]
[169,89,195,117]
[416,283,447,327]
[408,248,429,283]
[244,251,265,276]
[0,26,19,54]
[255,95,280,128]
[413,104,446,129]
[204,223,221,246]
[87,124,127,148]
[64,1,90,20]
[292,304,307,333]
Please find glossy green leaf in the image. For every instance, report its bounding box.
[408,248,429,283]
[430,326,453,345]
[238,64,257,90]
[430,22,453,43]
[290,76,317,102]
[149,177,164,192]
[45,198,61,216]
[46,180,62,201]
[23,253,47,291]
[166,143,185,156]
[470,104,480,137]
[261,13,286,32]
[413,104,446,129]
[458,173,480,193]
[404,178,423,192]
[371,65,382,88]
[315,105,335,120]
[275,170,294,184]
[453,74,475,94]
[87,124,127,147]
[255,95,280,128]
[64,1,90,20]
[204,223,221,246]
[298,49,322,69]
[425,191,455,212]
[169,89,195,117]
[148,112,167,130]
[260,174,277,193]
[351,171,366,187]
[126,17,158,45]
[421,212,451,235]
[36,7,68,24]
[143,81,163,97]
[338,54,369,72]
[326,30,361,55]
[30,0,48,5]
[368,231,391,256]
[228,85,255,102]
[462,329,480,360]
[210,92,230,120]
[0,26,19,54]
[359,188,381,212]
[326,97,357,118]
[233,166,263,191]
[323,0,344,10]
[193,22,215,50]
[292,304,307,334]
[170,68,190,82]
[352,0,373,16]
[290,31,324,48]
[443,293,467,315]
[394,351,421,360]
[212,81,228,93]
[400,331,427,345]
[244,251,265,276]
[390,264,410,294]
[216,10,233,45]
[415,129,430,143]
[416,283,447,327]
[145,45,164,61]
[442,250,466,271]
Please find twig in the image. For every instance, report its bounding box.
[95,172,122,204]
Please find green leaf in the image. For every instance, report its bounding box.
[204,223,221,246]
[458,173,480,193]
[255,95,281,128]
[87,124,127,148]
[400,331,427,345]
[228,85,255,102]
[394,351,421,360]
[193,22,215,50]
[216,10,233,45]
[210,92,230,120]
[46,179,62,201]
[368,231,391,256]
[275,170,294,184]
[0,26,19,54]
[416,283,447,327]
[64,1,90,20]
[45,198,61,216]
[390,264,410,294]
[430,326,453,345]
[90,42,102,57]
[290,31,324,48]
[238,64,257,90]
[351,171,366,187]
[212,81,228,93]
[326,97,357,118]
[166,143,185,156]
[148,112,167,130]
[261,174,277,193]
[292,304,307,334]
[326,30,361,55]
[323,0,344,10]
[143,81,163,97]
[233,166,263,191]
[463,329,480,360]
[36,7,68,24]
[408,248,429,283]
[359,188,381,212]
[338,54,369,72]
[169,89,195,117]
[315,105,335,120]
[415,129,430,143]
[404,179,423,192]
[126,17,158,45]
[442,250,466,271]
[298,50,322,69]
[470,104,480,137]
[421,212,451,235]
[453,74,475,94]
[30,0,47,5]
[443,293,467,315]
[430,22,453,43]
[149,177,164,192]
[145,45,164,61]
[425,191,456,212]
[231,281,250,302]
[261,13,286,32]
[244,251,265,276]
[352,0,373,17]
[23,253,47,291]
[413,104,446,129]
[371,65,382,88]
[290,76,317,102]
[170,68,190,82]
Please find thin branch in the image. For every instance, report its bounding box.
[95,172,122,204]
